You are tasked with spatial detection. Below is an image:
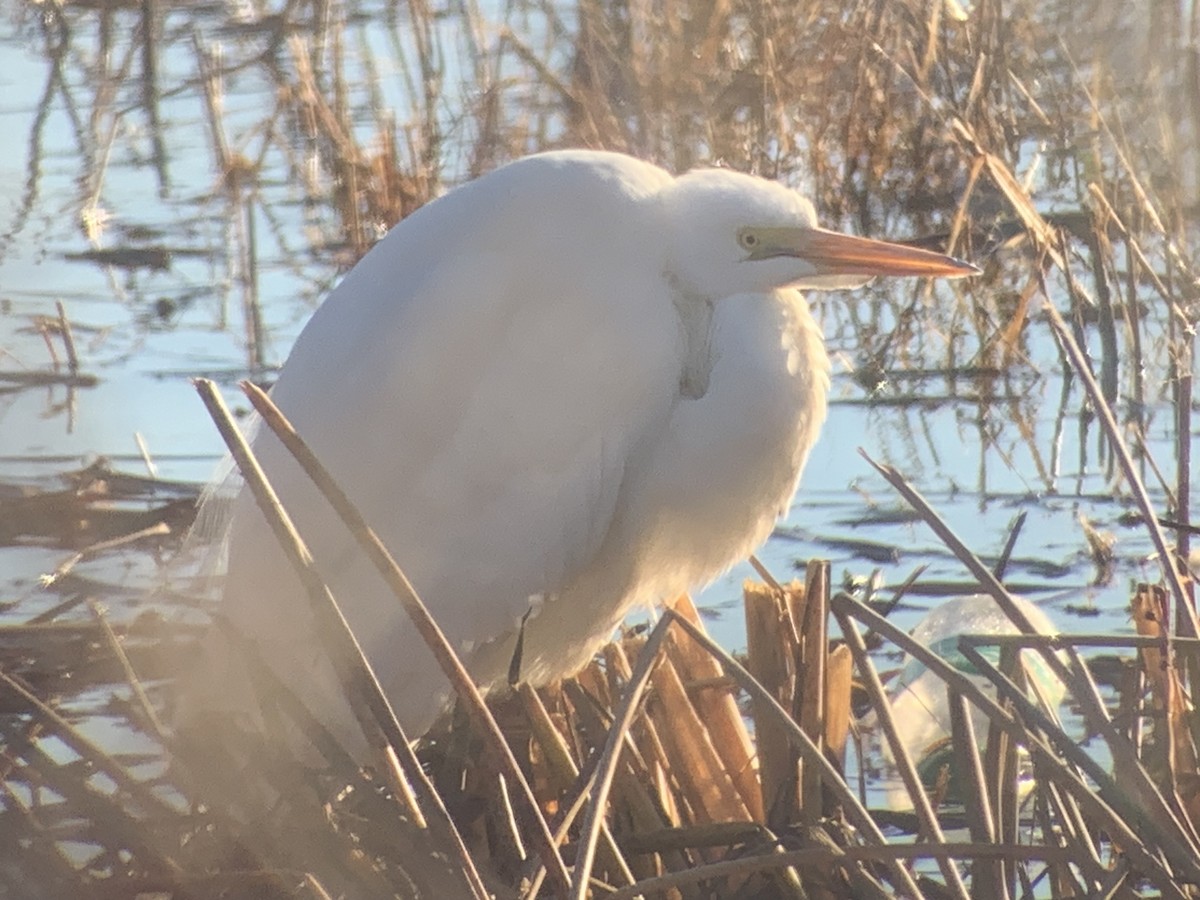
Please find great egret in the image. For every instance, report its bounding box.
[197,149,974,756]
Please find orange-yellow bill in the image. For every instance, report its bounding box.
[793,228,978,279]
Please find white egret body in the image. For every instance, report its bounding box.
[202,150,972,754]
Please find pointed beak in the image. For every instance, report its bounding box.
[772,227,979,279]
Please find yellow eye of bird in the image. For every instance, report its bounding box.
[739,230,759,250]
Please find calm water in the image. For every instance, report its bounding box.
[0,0,1191,661]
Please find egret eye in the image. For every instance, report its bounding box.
[738,229,760,251]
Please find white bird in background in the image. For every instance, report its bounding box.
[201,149,974,756]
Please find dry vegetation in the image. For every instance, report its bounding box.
[2,0,1199,896]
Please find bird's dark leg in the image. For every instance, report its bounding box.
[507,605,536,687]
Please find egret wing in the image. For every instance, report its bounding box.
[210,156,684,745]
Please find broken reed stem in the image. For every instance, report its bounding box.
[834,610,971,900]
[946,690,1003,897]
[992,510,1026,581]
[669,594,763,821]
[1133,585,1200,812]
[857,447,1200,866]
[0,671,186,876]
[965,642,1107,891]
[233,379,568,896]
[87,600,167,740]
[823,643,852,767]
[748,553,784,593]
[134,431,159,478]
[194,379,411,753]
[54,300,79,374]
[517,684,637,893]
[599,641,696,872]
[567,614,672,900]
[191,379,491,900]
[831,592,1196,895]
[795,560,827,822]
[649,631,752,823]
[1034,779,1105,895]
[987,645,1019,898]
[518,683,582,805]
[743,581,796,822]
[302,872,337,900]
[663,608,926,900]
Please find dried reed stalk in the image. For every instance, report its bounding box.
[192,378,491,899]
[232,379,566,895]
[744,580,800,823]
[650,628,751,823]
[568,615,672,899]
[793,559,829,821]
[667,608,925,898]
[835,609,971,899]
[859,446,1200,872]
[824,644,852,766]
[667,594,762,821]
[835,592,1192,895]
[1133,584,1200,828]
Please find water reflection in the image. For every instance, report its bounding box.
[0,0,1194,647]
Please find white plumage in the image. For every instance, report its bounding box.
[195,150,973,755]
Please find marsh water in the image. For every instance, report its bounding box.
[0,0,1194,796]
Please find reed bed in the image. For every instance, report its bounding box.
[2,370,1200,898]
[2,0,1199,895]
[3,432,1200,897]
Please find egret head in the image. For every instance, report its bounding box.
[660,167,976,300]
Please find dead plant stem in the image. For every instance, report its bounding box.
[836,611,971,899]
[192,378,491,900]
[235,378,567,895]
[664,608,926,900]
[566,614,672,900]
[859,446,1200,864]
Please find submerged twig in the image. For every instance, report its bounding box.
[87,600,167,740]
[54,301,79,375]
